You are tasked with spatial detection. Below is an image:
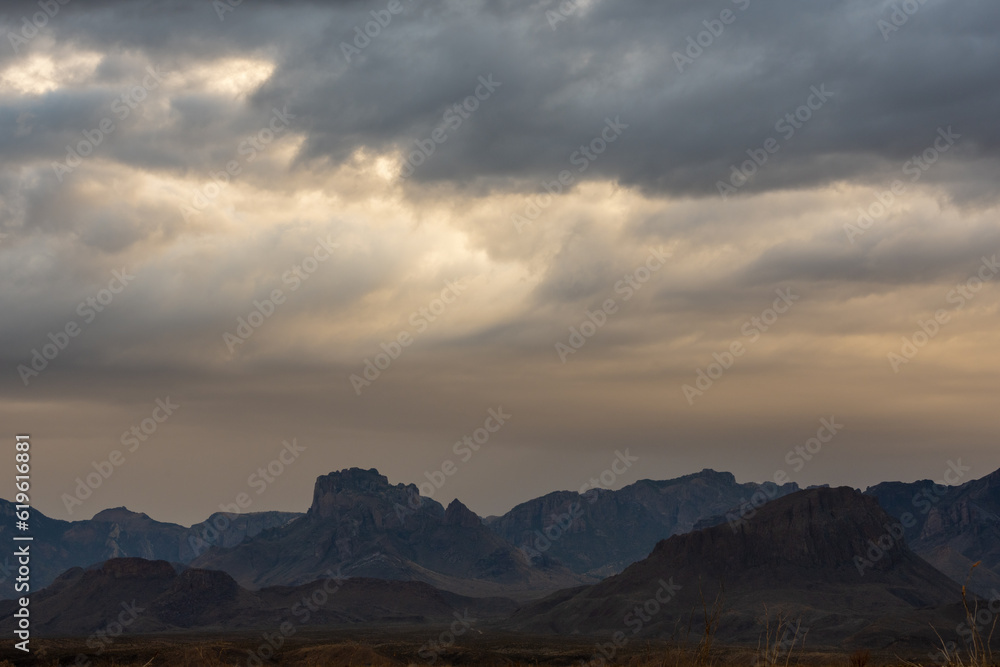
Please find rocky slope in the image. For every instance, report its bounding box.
[507,487,966,649]
[865,466,1000,596]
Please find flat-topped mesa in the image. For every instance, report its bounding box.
[506,486,964,645]
[650,486,914,575]
[190,467,583,595]
[91,507,153,523]
[313,468,392,497]
[686,468,738,484]
[308,467,439,521]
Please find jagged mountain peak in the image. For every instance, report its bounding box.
[445,499,482,527]
[193,470,584,596]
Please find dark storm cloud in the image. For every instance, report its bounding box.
[2,0,998,200]
[249,0,1000,198]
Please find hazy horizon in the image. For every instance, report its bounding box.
[22,457,993,527]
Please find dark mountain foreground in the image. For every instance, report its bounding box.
[0,557,517,637]
[4,486,998,666]
[4,467,1000,665]
[507,487,977,651]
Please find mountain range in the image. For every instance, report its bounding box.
[0,499,299,600]
[5,464,1000,649]
[508,486,966,650]
[10,466,1000,600]
[864,465,1000,596]
[190,468,584,599]
[486,468,798,576]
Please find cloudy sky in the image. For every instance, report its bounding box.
[2,0,999,525]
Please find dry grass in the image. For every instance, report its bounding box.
[0,647,997,667]
[925,563,1000,667]
[0,642,976,667]
[850,649,871,667]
